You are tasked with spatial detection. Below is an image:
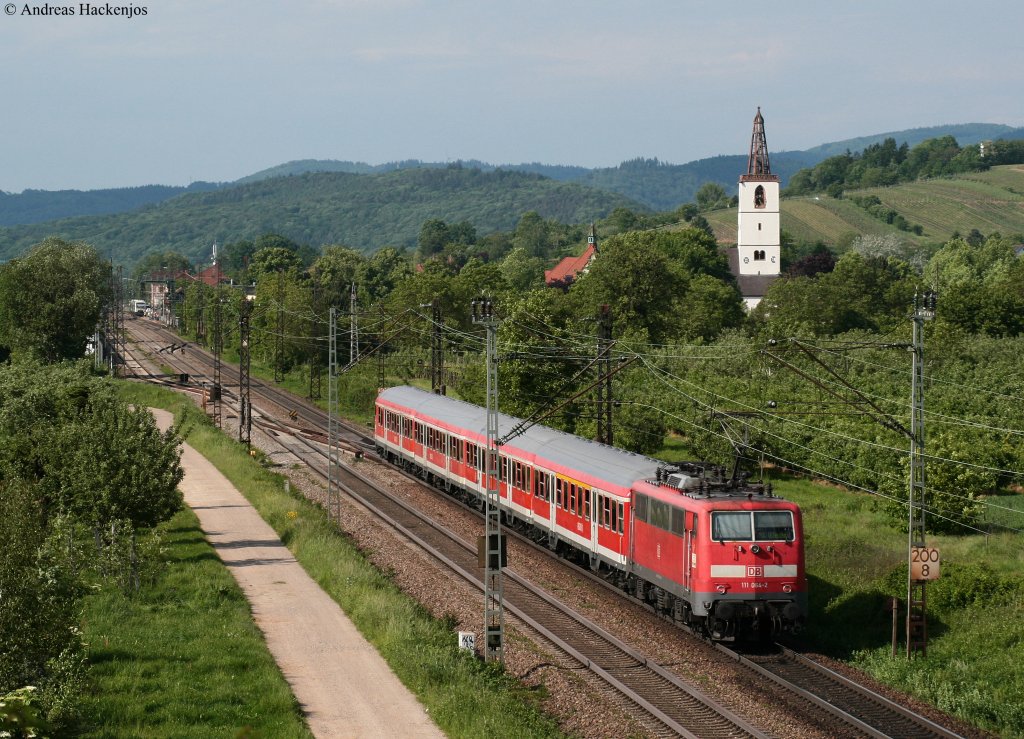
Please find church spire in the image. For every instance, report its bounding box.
[746,107,773,177]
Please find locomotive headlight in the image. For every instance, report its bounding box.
[716,584,728,594]
[782,583,793,593]
[750,544,761,554]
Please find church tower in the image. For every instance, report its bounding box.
[737,108,780,277]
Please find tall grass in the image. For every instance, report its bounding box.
[117,381,565,738]
[768,472,1024,736]
[79,506,311,738]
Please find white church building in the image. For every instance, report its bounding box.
[725,107,781,309]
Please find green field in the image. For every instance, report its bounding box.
[700,164,1024,247]
[80,506,312,738]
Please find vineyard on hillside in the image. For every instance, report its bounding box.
[700,164,1024,247]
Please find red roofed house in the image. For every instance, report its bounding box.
[545,224,598,289]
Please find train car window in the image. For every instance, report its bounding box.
[711,512,753,541]
[650,500,671,531]
[568,483,577,513]
[556,478,564,508]
[376,408,382,424]
[583,489,591,521]
[616,502,624,534]
[670,508,685,536]
[635,495,648,523]
[415,423,424,444]
[754,511,794,541]
[533,469,547,500]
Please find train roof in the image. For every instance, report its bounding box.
[378,385,662,491]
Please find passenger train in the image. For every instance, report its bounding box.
[374,385,806,640]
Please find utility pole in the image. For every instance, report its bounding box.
[238,297,252,447]
[196,284,206,346]
[431,297,444,394]
[274,271,285,382]
[212,246,223,429]
[113,266,126,377]
[907,291,936,657]
[595,304,613,445]
[309,282,322,400]
[327,306,341,524]
[349,282,359,365]
[471,297,505,663]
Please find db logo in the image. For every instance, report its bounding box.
[746,566,764,577]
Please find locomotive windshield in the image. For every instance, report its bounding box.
[711,511,794,542]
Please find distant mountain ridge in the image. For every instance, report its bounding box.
[0,168,641,265]
[0,182,222,227]
[234,123,1021,211]
[2,122,1017,230]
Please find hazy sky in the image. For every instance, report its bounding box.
[2,0,1022,191]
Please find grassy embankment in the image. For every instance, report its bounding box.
[79,503,312,738]
[112,380,565,739]
[756,473,1022,736]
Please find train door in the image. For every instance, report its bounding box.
[684,511,697,591]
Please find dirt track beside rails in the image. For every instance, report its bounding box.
[150,408,444,739]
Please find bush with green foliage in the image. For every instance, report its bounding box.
[0,238,111,362]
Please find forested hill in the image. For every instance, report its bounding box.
[236,124,1021,211]
[0,168,641,265]
[3,123,1019,229]
[0,182,222,227]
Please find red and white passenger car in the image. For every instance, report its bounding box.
[375,385,807,640]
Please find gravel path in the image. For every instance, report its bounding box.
[151,408,444,739]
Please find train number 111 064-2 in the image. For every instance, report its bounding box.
[910,547,941,581]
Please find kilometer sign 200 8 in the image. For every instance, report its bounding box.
[910,547,941,581]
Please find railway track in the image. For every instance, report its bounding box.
[122,319,969,739]
[718,645,963,739]
[123,321,765,738]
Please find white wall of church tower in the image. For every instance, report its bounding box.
[737,179,780,275]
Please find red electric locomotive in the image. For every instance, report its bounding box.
[374,386,806,640]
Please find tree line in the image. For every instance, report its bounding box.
[785,135,1024,197]
[0,238,183,733]
[162,203,1024,542]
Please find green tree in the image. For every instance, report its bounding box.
[0,238,111,362]
[500,246,546,292]
[695,182,728,211]
[361,247,413,304]
[248,247,303,283]
[417,218,450,261]
[131,250,192,280]
[312,246,365,308]
[0,479,84,731]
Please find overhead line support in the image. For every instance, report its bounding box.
[472,297,504,663]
